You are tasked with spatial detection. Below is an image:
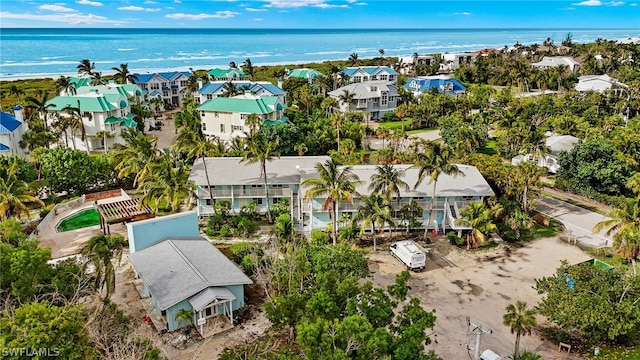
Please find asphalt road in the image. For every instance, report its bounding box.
[535,195,613,248]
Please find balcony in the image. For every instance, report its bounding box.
[197,187,292,198]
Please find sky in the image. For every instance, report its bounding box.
[0,0,639,29]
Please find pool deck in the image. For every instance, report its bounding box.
[38,195,131,259]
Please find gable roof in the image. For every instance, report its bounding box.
[287,68,326,79]
[545,134,579,156]
[532,56,580,68]
[128,238,252,311]
[208,68,247,78]
[133,71,190,84]
[197,95,277,114]
[575,74,628,92]
[0,112,23,133]
[199,82,285,96]
[69,76,92,89]
[328,81,397,99]
[404,76,466,94]
[46,96,117,112]
[342,66,398,76]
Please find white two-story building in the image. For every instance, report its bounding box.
[329,81,399,120]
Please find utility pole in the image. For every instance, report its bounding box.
[466,316,493,360]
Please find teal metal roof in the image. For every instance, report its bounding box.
[104,116,123,125]
[197,97,274,114]
[46,96,116,112]
[123,119,137,128]
[69,76,92,88]
[287,68,326,79]
[208,68,246,78]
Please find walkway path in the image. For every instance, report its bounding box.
[535,195,613,248]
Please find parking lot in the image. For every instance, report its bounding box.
[368,236,590,359]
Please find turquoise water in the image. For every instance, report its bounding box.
[1,28,638,78]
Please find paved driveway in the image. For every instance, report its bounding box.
[535,195,613,248]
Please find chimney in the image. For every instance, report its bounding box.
[197,77,203,90]
[277,77,283,89]
[12,105,24,123]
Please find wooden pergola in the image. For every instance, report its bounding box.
[96,198,155,234]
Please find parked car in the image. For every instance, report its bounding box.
[390,240,426,271]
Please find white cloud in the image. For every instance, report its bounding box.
[606,1,624,5]
[0,11,121,24]
[254,17,263,21]
[144,0,157,3]
[573,0,601,5]
[245,7,267,11]
[118,6,161,12]
[631,2,637,5]
[355,2,367,5]
[346,0,356,2]
[561,7,576,10]
[165,11,240,20]
[174,0,181,3]
[264,0,327,8]
[77,0,103,6]
[314,3,348,8]
[39,4,77,12]
[453,11,471,15]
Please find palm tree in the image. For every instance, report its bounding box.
[186,73,200,97]
[7,85,25,103]
[511,162,545,213]
[242,58,255,81]
[55,76,76,96]
[24,90,54,132]
[90,72,106,86]
[221,81,239,98]
[594,198,640,276]
[338,89,356,112]
[138,150,195,213]
[455,202,497,249]
[294,143,308,156]
[302,159,363,244]
[94,130,114,152]
[330,113,344,153]
[356,193,395,250]
[179,135,221,215]
[0,160,44,220]
[111,63,138,84]
[242,133,281,223]
[503,301,537,360]
[81,233,125,299]
[62,102,90,154]
[506,208,534,241]
[378,49,385,65]
[368,164,410,205]
[110,128,160,186]
[77,59,95,77]
[412,141,462,239]
[245,113,261,136]
[348,53,359,66]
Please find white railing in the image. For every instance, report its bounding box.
[197,187,292,198]
[36,195,87,235]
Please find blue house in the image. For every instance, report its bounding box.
[0,106,28,158]
[404,75,466,97]
[133,71,191,107]
[127,211,252,336]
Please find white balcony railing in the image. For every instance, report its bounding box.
[197,187,292,198]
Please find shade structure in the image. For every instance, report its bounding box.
[96,198,154,234]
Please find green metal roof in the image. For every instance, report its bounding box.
[69,77,92,88]
[262,118,287,126]
[123,119,137,128]
[287,68,326,79]
[125,113,136,120]
[46,96,116,112]
[104,116,123,125]
[207,68,246,78]
[197,97,274,114]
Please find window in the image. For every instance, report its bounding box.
[200,111,205,118]
[371,75,378,81]
[353,76,361,83]
[214,112,219,118]
[201,122,207,131]
[206,94,213,100]
[205,307,212,317]
[172,89,177,95]
[220,124,225,133]
[253,198,264,205]
[163,91,169,97]
[272,197,281,204]
[110,124,116,131]
[358,99,367,108]
[379,74,388,81]
[180,80,187,87]
[272,184,283,188]
[232,125,243,132]
[370,86,377,91]
[240,114,248,120]
[161,82,167,88]
[150,83,159,90]
[381,92,388,106]
[373,98,378,103]
[251,184,263,188]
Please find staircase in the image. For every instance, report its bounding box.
[292,194,300,225]
[449,203,458,220]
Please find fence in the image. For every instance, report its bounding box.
[85,189,126,202]
[36,195,86,235]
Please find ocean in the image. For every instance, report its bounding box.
[1,28,639,80]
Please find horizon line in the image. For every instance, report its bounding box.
[2,27,640,30]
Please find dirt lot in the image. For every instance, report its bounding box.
[368,236,591,360]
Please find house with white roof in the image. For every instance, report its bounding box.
[340,66,397,84]
[441,52,476,71]
[197,81,285,105]
[189,157,495,235]
[127,211,252,336]
[328,81,398,120]
[575,74,628,94]
[133,71,191,108]
[404,75,466,97]
[197,93,285,142]
[45,84,142,151]
[396,55,436,75]
[0,106,28,158]
[511,134,580,173]
[532,56,581,73]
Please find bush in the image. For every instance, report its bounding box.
[39,204,54,220]
[447,231,464,246]
[219,224,231,237]
[311,229,331,245]
[229,242,263,263]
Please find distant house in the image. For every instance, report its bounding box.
[396,55,435,75]
[404,75,466,97]
[575,74,628,94]
[474,48,501,56]
[208,68,248,82]
[197,93,285,141]
[127,212,252,335]
[341,66,397,84]
[45,83,144,151]
[511,134,580,173]
[532,56,581,73]
[0,106,28,158]
[286,68,326,84]
[441,52,476,71]
[133,71,191,108]
[197,81,285,104]
[328,81,398,120]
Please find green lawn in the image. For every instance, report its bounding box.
[56,208,100,232]
[479,140,498,155]
[406,128,437,135]
[377,119,412,130]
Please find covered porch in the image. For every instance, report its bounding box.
[189,287,236,338]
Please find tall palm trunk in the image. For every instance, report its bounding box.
[424,180,438,239]
[332,203,338,245]
[262,161,272,223]
[202,157,217,215]
[514,332,521,360]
